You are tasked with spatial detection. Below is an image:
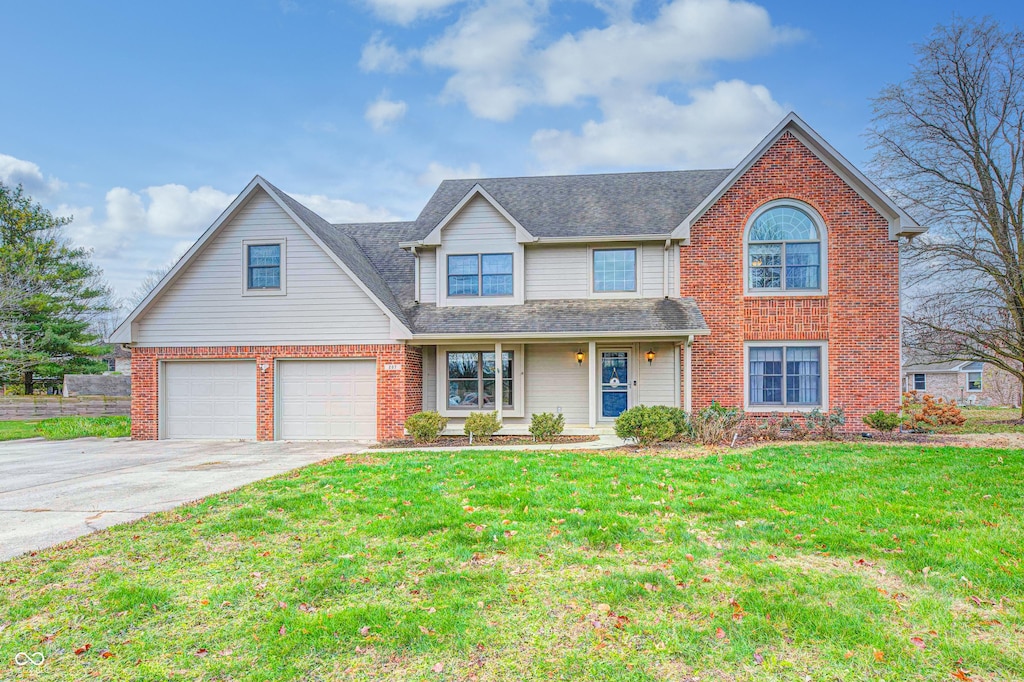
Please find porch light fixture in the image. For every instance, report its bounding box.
[645,348,656,365]
[576,349,585,366]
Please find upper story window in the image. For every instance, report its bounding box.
[747,204,823,293]
[447,253,513,297]
[247,243,281,289]
[593,248,637,292]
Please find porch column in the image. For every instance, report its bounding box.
[494,342,502,420]
[683,335,693,413]
[588,341,597,427]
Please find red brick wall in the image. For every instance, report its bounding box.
[130,345,422,441]
[681,132,901,426]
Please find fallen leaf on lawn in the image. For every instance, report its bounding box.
[952,669,972,681]
[432,662,444,673]
[874,650,885,662]
[753,652,764,664]
[419,625,434,635]
[200,599,209,606]
[463,505,475,512]
[100,650,114,659]
[715,628,726,639]
[74,644,91,655]
[39,634,56,644]
[219,649,234,657]
[844,650,854,659]
[279,626,287,636]
[596,603,611,613]
[195,648,208,657]
[642,582,657,592]
[278,601,288,609]
[685,553,695,562]
[359,626,372,636]
[735,520,746,527]
[504,530,517,537]
[911,637,926,650]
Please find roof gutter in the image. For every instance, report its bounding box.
[408,328,710,342]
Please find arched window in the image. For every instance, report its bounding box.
[746,204,823,292]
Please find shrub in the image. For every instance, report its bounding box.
[743,412,784,442]
[648,405,689,440]
[687,401,744,445]
[862,409,901,432]
[404,411,448,443]
[464,411,501,440]
[806,406,846,440]
[902,393,965,429]
[614,405,677,447]
[529,412,565,441]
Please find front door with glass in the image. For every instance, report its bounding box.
[600,350,629,418]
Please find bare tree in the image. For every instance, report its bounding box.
[871,17,1024,417]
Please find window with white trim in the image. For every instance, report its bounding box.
[964,363,983,392]
[913,373,926,391]
[747,205,822,291]
[447,351,513,409]
[593,248,637,292]
[447,253,513,297]
[749,345,822,407]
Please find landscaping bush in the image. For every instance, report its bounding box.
[648,405,689,440]
[529,412,565,440]
[743,412,784,442]
[862,409,902,432]
[464,411,501,441]
[404,411,448,443]
[614,405,677,447]
[687,401,744,445]
[902,392,966,429]
[806,406,846,440]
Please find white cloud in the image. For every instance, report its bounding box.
[0,153,65,195]
[363,0,465,24]
[418,161,484,186]
[359,33,411,73]
[365,95,408,132]
[531,80,785,171]
[288,193,400,223]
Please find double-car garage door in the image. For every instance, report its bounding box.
[161,359,376,440]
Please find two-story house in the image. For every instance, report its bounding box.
[111,113,925,441]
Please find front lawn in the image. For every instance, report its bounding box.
[1,444,1020,680]
[939,406,1024,434]
[0,416,130,441]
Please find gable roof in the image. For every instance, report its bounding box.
[672,112,925,241]
[409,168,731,242]
[421,184,535,245]
[902,349,980,374]
[109,176,413,343]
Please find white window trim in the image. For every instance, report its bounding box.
[588,245,642,299]
[913,373,927,391]
[743,199,828,297]
[436,244,524,307]
[966,370,983,392]
[241,238,287,297]
[436,343,525,418]
[744,340,828,413]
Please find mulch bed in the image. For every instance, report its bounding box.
[373,434,599,449]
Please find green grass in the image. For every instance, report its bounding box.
[938,406,1024,434]
[0,444,1020,681]
[0,420,39,441]
[0,416,130,441]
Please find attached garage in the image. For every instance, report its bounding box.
[276,359,377,440]
[162,361,257,439]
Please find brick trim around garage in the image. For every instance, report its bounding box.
[130,345,423,441]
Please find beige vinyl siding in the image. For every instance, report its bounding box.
[442,196,518,250]
[135,188,392,346]
[422,346,437,411]
[525,245,589,300]
[637,342,678,407]
[420,250,437,303]
[641,243,665,298]
[523,344,589,423]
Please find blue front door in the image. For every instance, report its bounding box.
[601,350,629,418]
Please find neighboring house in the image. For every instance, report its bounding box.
[63,374,132,398]
[902,352,1022,407]
[101,344,132,375]
[110,113,925,441]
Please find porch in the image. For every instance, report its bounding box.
[417,338,696,435]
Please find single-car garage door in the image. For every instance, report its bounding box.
[162,361,257,439]
[277,359,376,440]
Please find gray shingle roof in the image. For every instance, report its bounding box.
[414,169,732,239]
[902,350,972,373]
[408,298,708,336]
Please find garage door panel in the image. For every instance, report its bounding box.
[278,360,376,441]
[163,361,257,440]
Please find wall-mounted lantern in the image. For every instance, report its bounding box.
[576,349,585,366]
[645,348,656,365]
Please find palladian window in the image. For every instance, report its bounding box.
[747,205,822,291]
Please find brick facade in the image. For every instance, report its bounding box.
[130,345,422,441]
[681,132,901,426]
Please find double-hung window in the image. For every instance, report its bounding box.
[447,351,514,409]
[247,244,281,289]
[749,345,822,407]
[593,248,637,292]
[964,362,983,392]
[747,205,822,292]
[447,254,513,297]
[913,373,926,391]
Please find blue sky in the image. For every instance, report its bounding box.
[2,0,1022,302]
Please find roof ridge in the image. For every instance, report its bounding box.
[439,168,734,184]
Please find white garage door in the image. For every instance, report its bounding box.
[277,360,376,440]
[162,361,257,439]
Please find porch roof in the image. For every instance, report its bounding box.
[407,298,708,339]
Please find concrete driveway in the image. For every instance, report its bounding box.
[0,438,364,561]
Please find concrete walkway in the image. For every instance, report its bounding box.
[370,433,627,453]
[0,438,362,561]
